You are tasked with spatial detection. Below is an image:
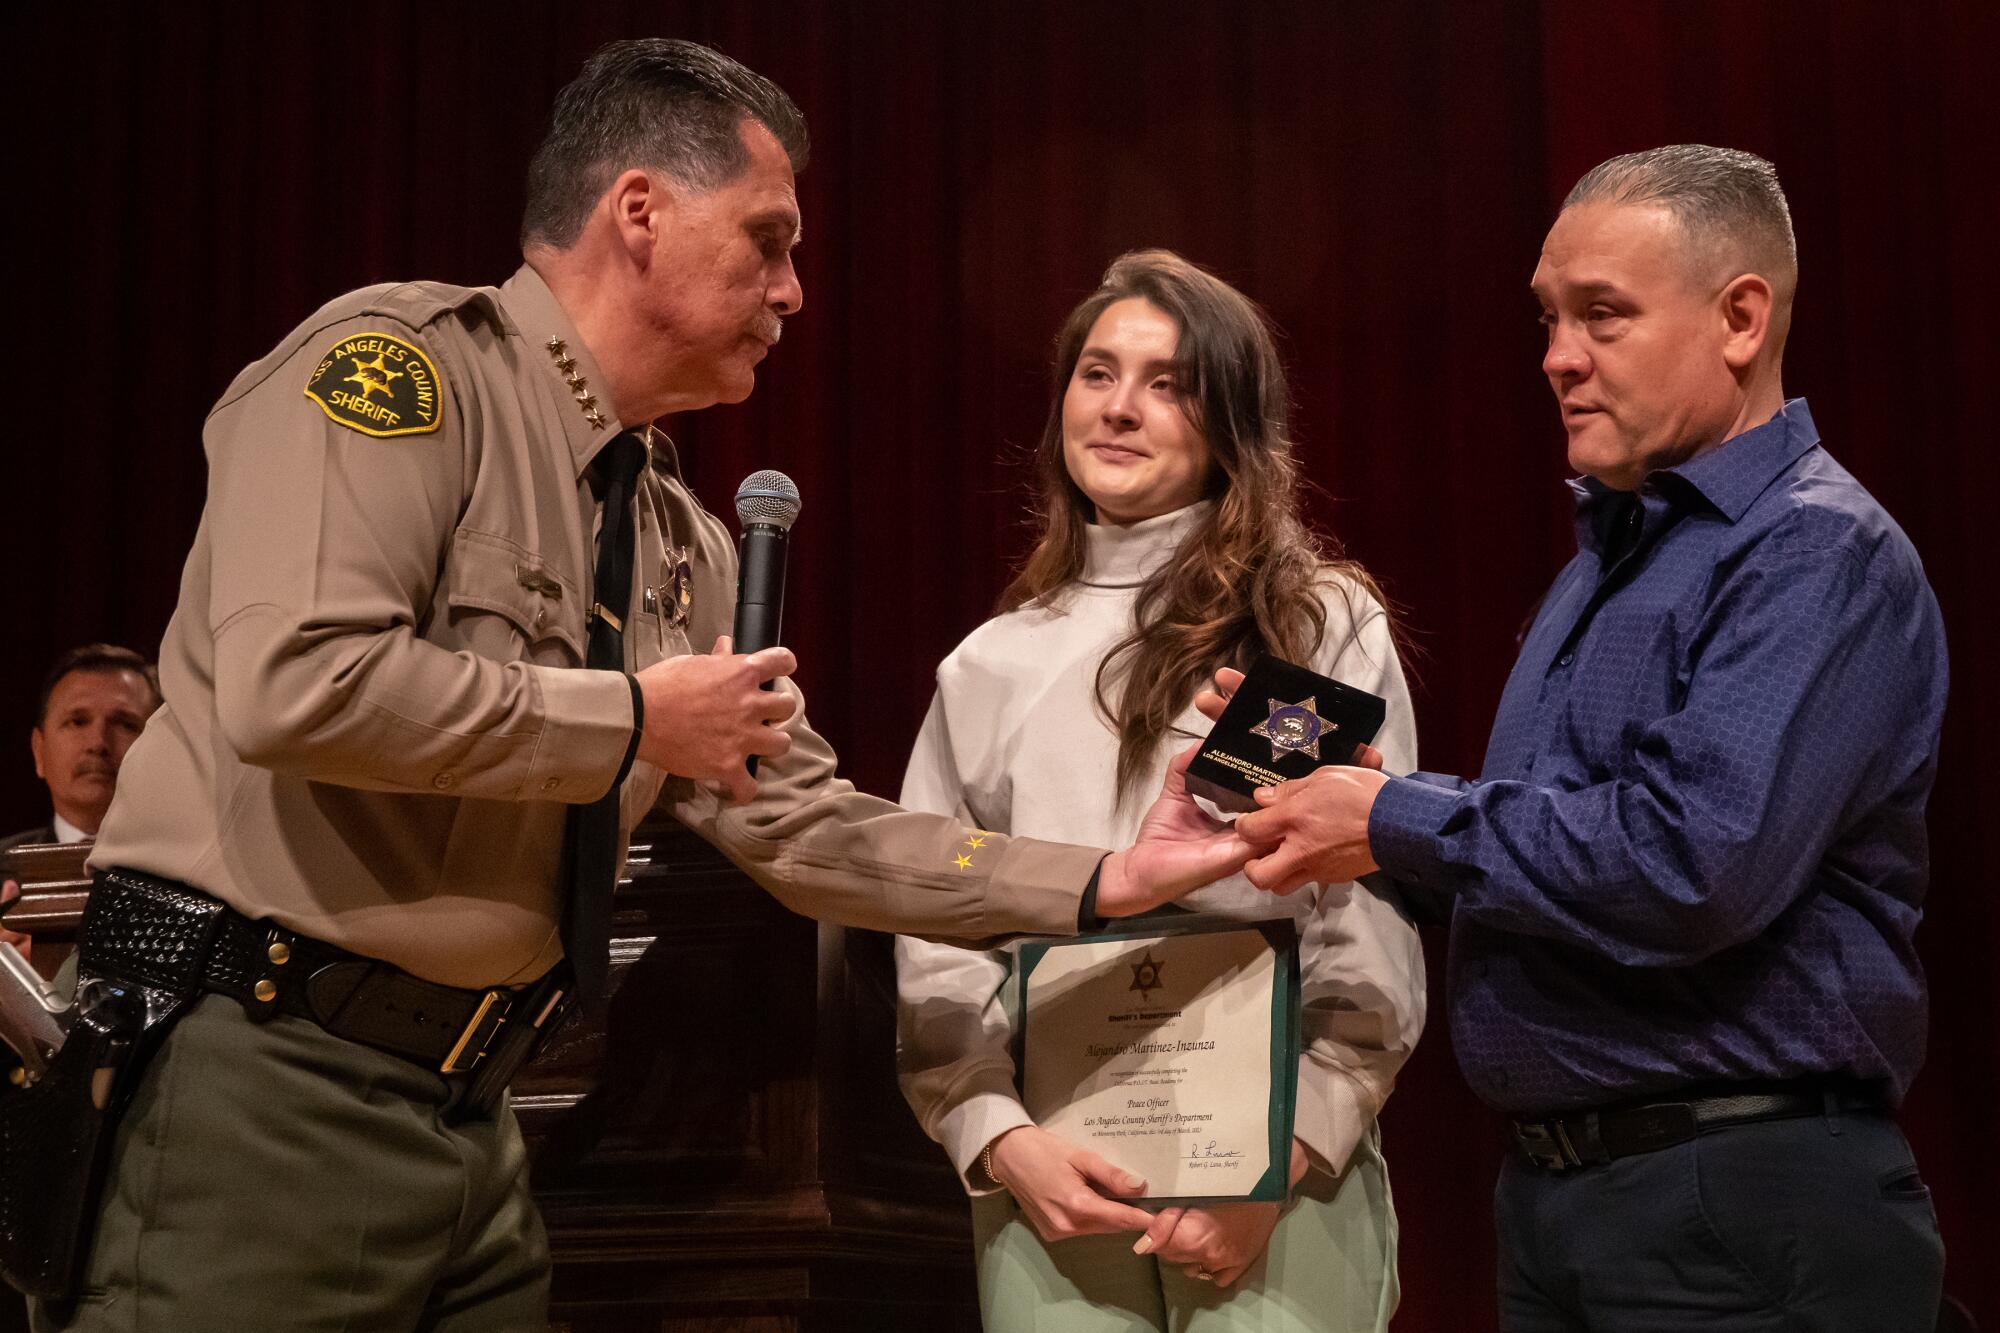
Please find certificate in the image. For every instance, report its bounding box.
[1016,917,1300,1204]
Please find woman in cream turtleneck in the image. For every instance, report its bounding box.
[894,251,1424,1332]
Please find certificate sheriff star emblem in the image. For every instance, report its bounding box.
[1250,697,1337,763]
[1128,949,1166,999]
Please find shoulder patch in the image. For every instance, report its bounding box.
[303,331,443,437]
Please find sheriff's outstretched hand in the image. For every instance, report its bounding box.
[1094,746,1256,916]
[1195,666,1390,894]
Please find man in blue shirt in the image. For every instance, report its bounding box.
[1209,146,1948,1330]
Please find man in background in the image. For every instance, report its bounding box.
[3,645,158,851]
[0,645,161,956]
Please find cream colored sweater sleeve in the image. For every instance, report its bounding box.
[1291,586,1428,1177]
[893,693,1032,1194]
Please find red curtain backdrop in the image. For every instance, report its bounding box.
[7,3,1994,1326]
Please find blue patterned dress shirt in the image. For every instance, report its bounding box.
[1369,400,1947,1114]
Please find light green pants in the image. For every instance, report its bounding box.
[29,992,549,1332]
[970,1127,1398,1332]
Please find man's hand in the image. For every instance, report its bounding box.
[1234,766,1388,892]
[986,1125,1155,1242]
[1096,747,1256,916]
[634,636,798,805]
[1132,1140,1311,1287]
[1,879,30,962]
[1196,667,1389,893]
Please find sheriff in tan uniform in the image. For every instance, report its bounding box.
[32,40,1254,1333]
[92,264,1103,990]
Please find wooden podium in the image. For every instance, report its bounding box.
[3,819,982,1331]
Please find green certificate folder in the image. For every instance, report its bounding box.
[1016,915,1301,1205]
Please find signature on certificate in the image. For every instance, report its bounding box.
[1184,1139,1245,1161]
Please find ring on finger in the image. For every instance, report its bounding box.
[1191,1270,1214,1282]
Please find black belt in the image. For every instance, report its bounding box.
[91,868,570,1117]
[1510,1080,1891,1172]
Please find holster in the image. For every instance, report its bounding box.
[0,873,226,1301]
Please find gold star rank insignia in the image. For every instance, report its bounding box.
[304,332,442,437]
[953,853,974,871]
[1128,950,1166,999]
[1250,697,1337,763]
[966,835,987,850]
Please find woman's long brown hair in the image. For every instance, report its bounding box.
[999,250,1391,805]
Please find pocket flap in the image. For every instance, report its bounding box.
[443,529,584,659]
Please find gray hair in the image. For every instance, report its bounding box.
[520,39,809,250]
[1564,145,1797,299]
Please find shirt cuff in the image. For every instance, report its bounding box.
[1368,775,1465,892]
[939,1090,1036,1197]
[1076,857,1107,931]
[983,839,1106,938]
[611,674,644,789]
[526,666,642,802]
[1291,1060,1376,1181]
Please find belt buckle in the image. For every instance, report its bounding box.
[440,990,511,1075]
[1514,1120,1581,1171]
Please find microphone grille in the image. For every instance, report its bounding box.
[735,470,802,530]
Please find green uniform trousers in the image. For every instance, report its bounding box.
[970,1127,1398,1333]
[29,992,549,1332]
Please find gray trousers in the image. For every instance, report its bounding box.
[30,992,548,1332]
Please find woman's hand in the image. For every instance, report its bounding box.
[1131,1139,1312,1287]
[986,1125,1155,1243]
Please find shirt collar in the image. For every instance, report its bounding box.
[1567,397,1821,532]
[1080,502,1212,587]
[51,812,91,844]
[1665,397,1820,522]
[498,263,632,480]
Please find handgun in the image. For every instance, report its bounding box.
[0,940,70,1084]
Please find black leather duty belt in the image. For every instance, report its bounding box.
[92,868,569,1112]
[1510,1080,1891,1172]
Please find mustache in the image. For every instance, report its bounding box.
[751,312,783,346]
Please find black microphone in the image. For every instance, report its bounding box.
[733,470,802,776]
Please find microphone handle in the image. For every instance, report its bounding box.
[732,523,790,776]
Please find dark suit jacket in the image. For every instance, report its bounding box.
[0,825,56,856]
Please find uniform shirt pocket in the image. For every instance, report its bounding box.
[630,606,692,673]
[440,529,585,665]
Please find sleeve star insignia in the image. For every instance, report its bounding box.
[965,835,987,850]
[953,853,974,871]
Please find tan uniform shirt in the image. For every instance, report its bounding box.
[93,264,1102,988]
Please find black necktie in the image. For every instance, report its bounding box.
[561,432,646,1007]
